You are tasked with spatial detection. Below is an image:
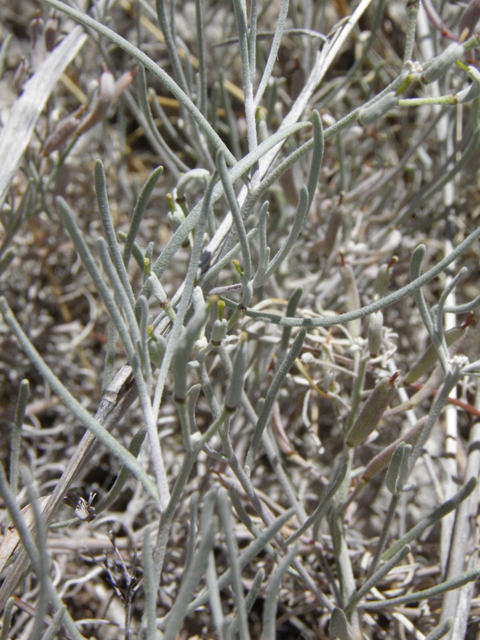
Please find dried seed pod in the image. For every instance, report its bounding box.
[459,0,480,41]
[345,374,397,448]
[373,258,397,298]
[322,207,343,259]
[385,442,406,494]
[422,42,465,83]
[368,311,383,358]
[374,264,390,299]
[385,443,412,494]
[362,416,427,481]
[389,364,444,416]
[110,69,137,107]
[75,68,115,136]
[30,14,46,72]
[44,13,59,52]
[358,92,397,126]
[42,108,84,156]
[30,14,44,44]
[404,324,468,385]
[340,253,361,339]
[13,57,26,95]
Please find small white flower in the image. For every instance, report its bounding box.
[450,354,469,370]
[301,352,314,364]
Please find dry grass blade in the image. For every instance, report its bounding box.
[0,496,49,575]
[0,26,87,207]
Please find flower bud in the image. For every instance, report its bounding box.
[362,416,426,481]
[210,319,227,346]
[75,68,115,136]
[346,374,397,448]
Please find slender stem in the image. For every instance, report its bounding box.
[0,466,86,640]
[409,370,461,472]
[155,0,189,94]
[196,0,207,115]
[245,330,306,469]
[262,543,299,640]
[151,173,216,423]
[9,379,29,498]
[123,168,162,264]
[180,508,296,617]
[254,0,290,108]
[218,489,250,640]
[56,198,136,363]
[232,0,257,153]
[366,492,400,578]
[364,568,480,610]
[0,298,159,500]
[94,161,136,309]
[249,0,259,80]
[346,545,411,613]
[142,526,157,639]
[219,222,480,327]
[145,121,308,287]
[383,478,477,562]
[137,67,189,172]
[216,151,252,281]
[399,95,456,107]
